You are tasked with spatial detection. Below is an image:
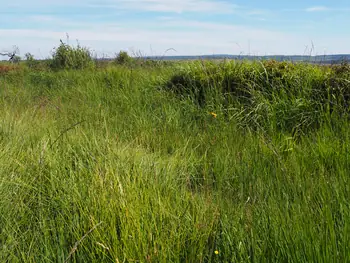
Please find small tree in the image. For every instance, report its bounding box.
[25,53,35,61]
[25,52,38,68]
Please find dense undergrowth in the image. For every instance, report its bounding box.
[167,60,349,135]
[0,58,349,262]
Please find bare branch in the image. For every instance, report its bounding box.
[0,45,20,62]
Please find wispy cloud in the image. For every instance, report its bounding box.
[0,18,330,57]
[305,6,330,12]
[246,9,268,16]
[6,0,237,14]
[94,0,238,14]
[1,0,349,57]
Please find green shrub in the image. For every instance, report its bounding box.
[114,51,133,65]
[50,40,94,70]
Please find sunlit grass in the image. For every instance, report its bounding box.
[0,61,349,262]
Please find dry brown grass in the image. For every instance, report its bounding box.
[0,64,20,74]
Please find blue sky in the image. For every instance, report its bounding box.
[1,0,350,58]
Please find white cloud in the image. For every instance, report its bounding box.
[1,1,349,57]
[29,15,57,22]
[117,0,237,13]
[305,6,330,12]
[6,0,237,14]
[3,18,348,58]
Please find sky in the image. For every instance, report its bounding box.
[0,0,350,58]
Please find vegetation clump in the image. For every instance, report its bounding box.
[50,40,94,70]
[0,64,20,75]
[114,51,133,65]
[167,60,349,135]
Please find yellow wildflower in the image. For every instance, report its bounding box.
[214,250,219,255]
[210,112,217,118]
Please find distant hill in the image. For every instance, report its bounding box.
[143,54,350,64]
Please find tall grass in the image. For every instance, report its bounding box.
[0,60,349,262]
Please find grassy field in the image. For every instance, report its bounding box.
[0,59,349,262]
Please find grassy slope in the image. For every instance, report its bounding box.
[0,62,349,262]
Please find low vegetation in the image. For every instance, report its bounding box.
[0,42,349,262]
[50,40,95,70]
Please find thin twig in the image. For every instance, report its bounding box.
[49,120,85,149]
[64,221,103,263]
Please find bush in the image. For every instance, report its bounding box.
[12,55,21,63]
[50,40,94,70]
[114,51,133,65]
